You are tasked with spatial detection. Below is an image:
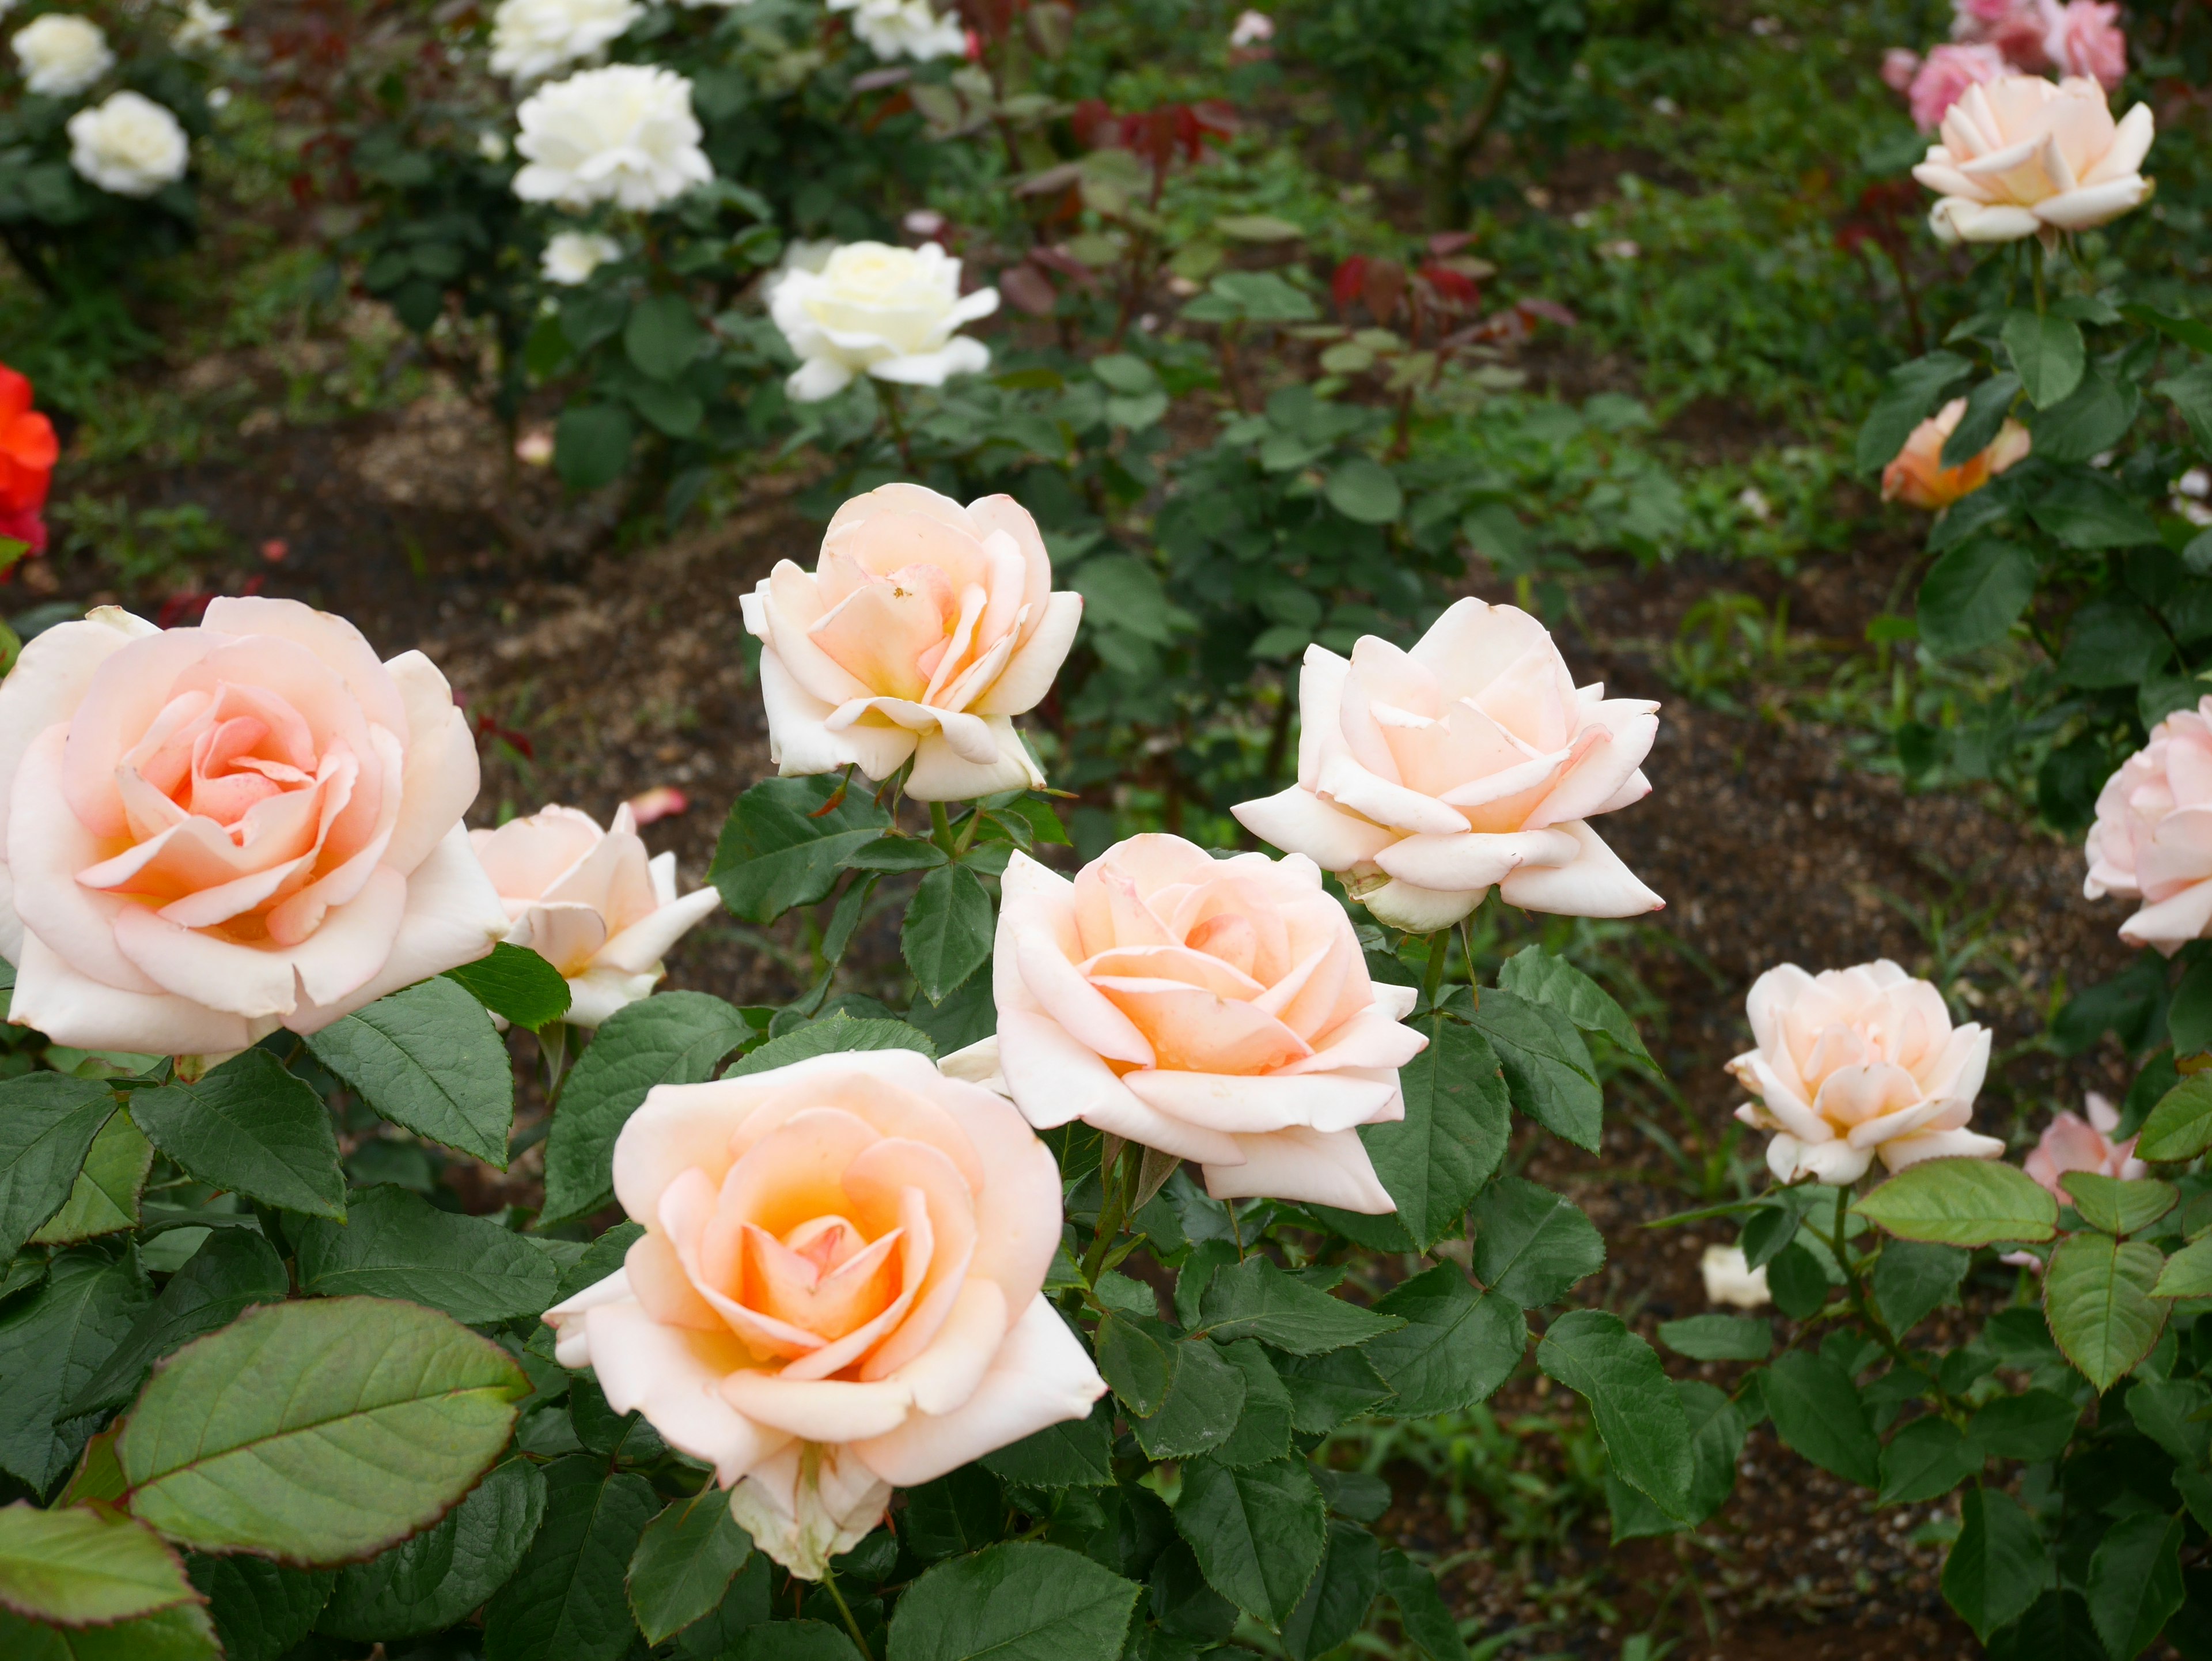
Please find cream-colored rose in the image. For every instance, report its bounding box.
[1883,396,2031,509]
[768,241,998,403]
[540,229,620,286]
[1699,1244,1770,1310]
[1233,599,1662,933]
[2024,1092,2144,1197]
[488,0,639,85]
[976,835,1426,1212]
[1729,960,2001,1185]
[2084,698,2212,952]
[0,599,506,1057]
[13,13,112,97]
[540,1049,1103,1577]
[469,803,719,1026]
[67,90,190,198]
[1914,73,2153,243]
[739,483,1081,801]
[511,64,712,213]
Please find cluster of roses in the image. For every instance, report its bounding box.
[1883,0,2127,134]
[3,1,222,198]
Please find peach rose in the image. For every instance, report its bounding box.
[1883,396,2032,509]
[976,835,1426,1212]
[469,803,720,1026]
[1914,74,2153,243]
[738,484,1082,801]
[1232,599,1662,933]
[1729,960,2001,1185]
[2024,1092,2144,1197]
[540,1049,1103,1577]
[2084,698,2212,952]
[0,599,504,1057]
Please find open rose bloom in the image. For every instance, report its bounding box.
[469,803,719,1026]
[1914,74,2153,243]
[1234,599,1662,932]
[0,599,505,1055]
[2024,1092,2145,1197]
[1729,960,2001,1184]
[2083,697,2212,952]
[980,835,1426,1212]
[541,1050,1104,1577]
[740,484,1081,801]
[1883,395,2032,509]
[0,362,58,554]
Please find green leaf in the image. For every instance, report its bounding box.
[1856,351,1973,474]
[902,864,995,1004]
[1944,1484,2053,1641]
[294,1185,557,1324]
[484,1456,656,1661]
[1376,1548,1465,1661]
[624,294,706,381]
[318,1456,546,1640]
[2086,1511,2185,1661]
[1464,989,1601,1151]
[2058,1171,2177,1236]
[0,1603,219,1659]
[887,1540,1140,1661]
[1196,1256,1403,1354]
[1915,538,2037,657]
[1467,1176,1605,1307]
[1324,457,1403,525]
[0,1249,152,1490]
[119,1297,528,1564]
[1132,1337,1247,1461]
[1967,1390,2079,1463]
[1657,1313,1770,1362]
[2125,1376,2210,1468]
[726,1620,859,1660]
[2002,311,2086,408]
[982,1398,1115,1488]
[1758,1350,1879,1488]
[30,1112,151,1246]
[2155,361,2212,452]
[554,405,634,493]
[626,1490,753,1645]
[843,837,948,873]
[1274,1348,1393,1434]
[1072,555,1179,645]
[2032,367,2138,463]
[1871,1240,1969,1337]
[0,1074,120,1260]
[2135,1072,2212,1161]
[1940,372,2024,467]
[724,1011,937,1077]
[71,1230,288,1417]
[2152,1234,2212,1297]
[1280,1519,1380,1661]
[710,777,891,925]
[1494,947,1653,1065]
[2121,302,2212,354]
[2043,1232,2168,1392]
[899,1466,1005,1562]
[1854,1159,2057,1246]
[128,1050,346,1220]
[306,975,515,1167]
[444,943,572,1031]
[1094,1312,1173,1416]
[0,1501,198,1625]
[2033,479,2164,552]
[1536,1309,1694,1519]
[1880,1415,1976,1505]
[185,1556,331,1661]
[1173,1455,1328,1630]
[1210,1340,1295,1468]
[541,992,755,1225]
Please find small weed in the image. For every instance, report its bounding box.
[50,494,230,589]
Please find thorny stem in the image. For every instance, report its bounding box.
[819,1564,876,1661]
[929,800,956,857]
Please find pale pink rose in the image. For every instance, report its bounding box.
[1907,43,2008,132]
[1914,74,2154,243]
[2024,1092,2145,1197]
[1233,599,1662,933]
[2083,698,2212,952]
[738,484,1082,802]
[0,599,505,1057]
[1729,960,2001,1185]
[624,784,689,825]
[1953,0,2055,70]
[974,835,1427,1213]
[469,803,719,1026]
[1883,47,1925,93]
[541,1049,1102,1577]
[1883,397,2032,508]
[2047,0,2126,88]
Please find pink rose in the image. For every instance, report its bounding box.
[1729,960,2001,1184]
[0,599,504,1057]
[2084,698,2212,952]
[469,803,721,1026]
[1883,47,1925,93]
[1914,74,2154,243]
[1906,42,2008,132]
[1883,396,2032,508]
[2024,1093,2145,1197]
[540,1049,1103,1577]
[738,484,1082,801]
[1233,599,1662,932]
[1952,0,2055,70]
[976,834,1427,1213]
[2047,0,2126,88]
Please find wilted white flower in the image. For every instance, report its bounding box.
[171,0,229,51]
[1737,485,1772,521]
[488,0,639,84]
[2175,467,2212,527]
[769,240,998,402]
[67,89,189,196]
[541,229,620,285]
[512,65,713,212]
[13,13,113,97]
[1229,9,1273,47]
[1700,1245,1771,1310]
[835,0,966,62]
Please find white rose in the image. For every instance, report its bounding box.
[1699,1246,1770,1310]
[67,90,189,198]
[487,0,639,85]
[541,229,620,285]
[840,0,967,62]
[512,64,713,213]
[769,241,998,403]
[171,0,229,52]
[13,14,113,98]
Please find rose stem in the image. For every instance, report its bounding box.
[819,1564,876,1661]
[1419,930,1448,1012]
